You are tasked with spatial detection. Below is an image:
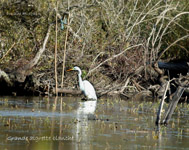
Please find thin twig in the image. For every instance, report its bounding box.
[120,77,130,93]
[157,11,189,57]
[88,44,143,75]
[156,34,189,63]
[86,52,105,78]
[0,42,16,61]
[0,30,23,61]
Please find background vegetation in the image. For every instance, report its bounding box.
[0,0,188,94]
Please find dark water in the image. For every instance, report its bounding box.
[0,96,189,150]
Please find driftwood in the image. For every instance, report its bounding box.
[156,75,189,125]
[153,61,188,98]
[152,60,189,125]
[53,88,82,95]
[155,81,170,125]
[162,86,186,124]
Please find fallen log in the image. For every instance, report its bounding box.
[53,88,82,95]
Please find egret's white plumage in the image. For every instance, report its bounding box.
[67,66,97,100]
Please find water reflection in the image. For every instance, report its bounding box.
[75,100,97,150]
[76,100,97,119]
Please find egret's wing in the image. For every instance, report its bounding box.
[83,80,97,100]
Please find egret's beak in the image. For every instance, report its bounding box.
[67,68,73,71]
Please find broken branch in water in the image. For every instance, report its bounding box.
[155,80,170,125]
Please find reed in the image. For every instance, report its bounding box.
[61,14,70,89]
[54,2,58,96]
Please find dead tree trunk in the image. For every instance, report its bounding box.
[13,25,52,82]
[0,24,52,95]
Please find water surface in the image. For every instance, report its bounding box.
[0,96,189,150]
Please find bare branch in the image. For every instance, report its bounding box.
[156,34,189,62]
[0,69,12,86]
[88,43,143,75]
[24,24,52,70]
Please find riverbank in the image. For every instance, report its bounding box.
[0,0,188,100]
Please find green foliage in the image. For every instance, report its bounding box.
[82,70,87,79]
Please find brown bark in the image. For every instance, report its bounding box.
[13,25,52,83]
[23,25,52,71]
[53,88,82,95]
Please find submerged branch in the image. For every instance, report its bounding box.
[155,80,169,125]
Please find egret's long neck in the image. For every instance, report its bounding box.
[77,70,84,91]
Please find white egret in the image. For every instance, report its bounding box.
[67,66,97,100]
